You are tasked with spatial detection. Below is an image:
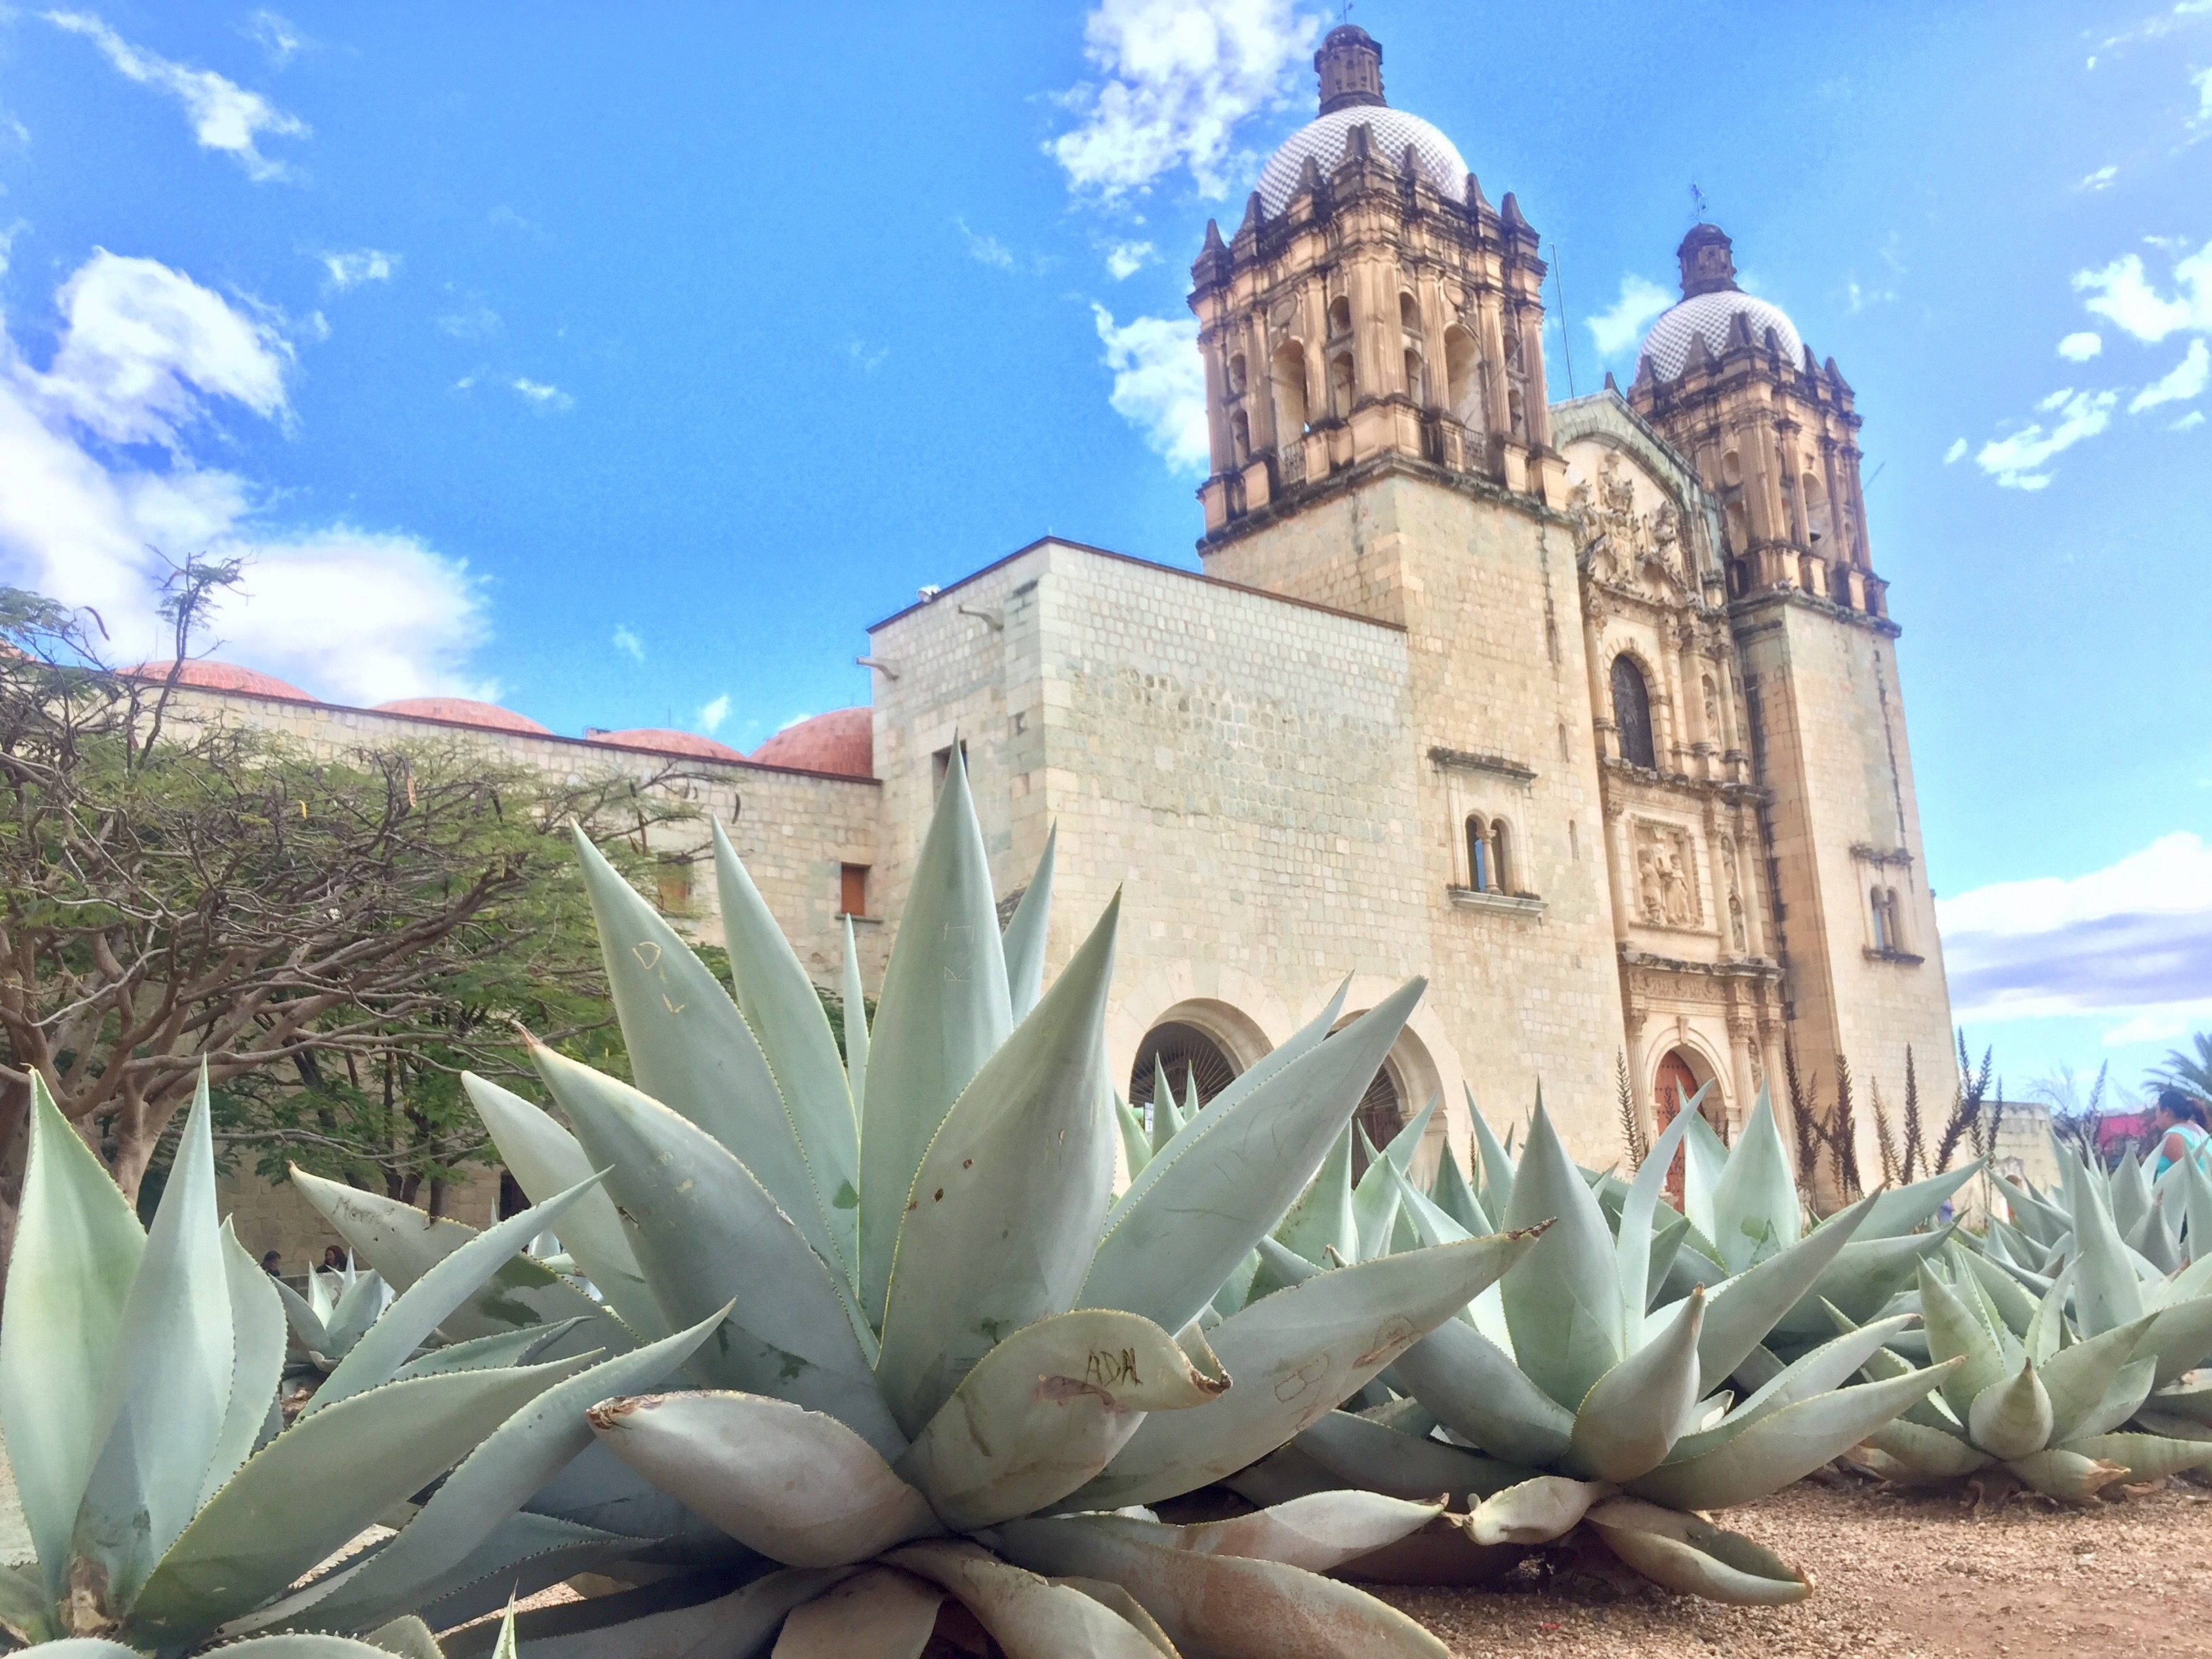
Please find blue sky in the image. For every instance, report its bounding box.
[1,1,2207,1099]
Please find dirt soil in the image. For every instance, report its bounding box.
[1374,1475,2212,1658]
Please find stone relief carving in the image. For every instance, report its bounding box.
[1571,451,1689,589]
[1632,819,1702,929]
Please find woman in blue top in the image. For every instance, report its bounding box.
[2150,1087,2211,1179]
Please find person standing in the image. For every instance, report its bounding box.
[2150,1087,2210,1179]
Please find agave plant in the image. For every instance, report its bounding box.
[1235,1094,1949,1603]
[359,756,1546,1656]
[1847,1243,2212,1498]
[0,1067,722,1653]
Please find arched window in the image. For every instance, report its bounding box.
[1466,815,1490,893]
[1399,291,1420,331]
[1271,342,1309,436]
[1404,348,1425,405]
[1611,655,1656,768]
[1507,388,1526,438]
[1330,352,1355,417]
[1803,472,1830,544]
[1490,819,1513,894]
[1328,295,1353,338]
[1885,887,1906,951]
[1227,353,1248,395]
[1229,409,1250,466]
[1870,887,1889,951]
[1443,325,1482,429]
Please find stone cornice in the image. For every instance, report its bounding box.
[1427,746,1537,783]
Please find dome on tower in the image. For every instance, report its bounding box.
[124,659,312,702]
[1254,24,1469,218]
[750,708,872,778]
[374,696,550,735]
[1637,222,1805,383]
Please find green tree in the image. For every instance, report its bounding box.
[2150,1031,2212,1105]
[0,575,704,1243]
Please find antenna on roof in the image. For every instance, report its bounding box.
[1689,181,1708,223]
[1548,241,1577,398]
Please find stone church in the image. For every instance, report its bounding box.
[154,24,1954,1204]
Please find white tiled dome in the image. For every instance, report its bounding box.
[1639,291,1803,382]
[1256,106,1468,216]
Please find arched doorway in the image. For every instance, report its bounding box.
[1652,1046,1717,1205]
[1129,1021,1242,1134]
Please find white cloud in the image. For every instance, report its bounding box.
[1585,274,1672,359]
[2194,65,2212,127]
[437,304,501,341]
[2079,165,2118,190]
[245,11,303,67]
[611,625,644,663]
[47,11,308,182]
[2057,330,2103,361]
[0,249,491,703]
[510,376,573,412]
[697,693,731,735]
[1105,240,1156,279]
[846,339,889,373]
[2072,241,2211,342]
[1844,279,1896,314]
[321,249,396,291]
[1974,388,2116,489]
[1050,0,1321,201]
[1942,437,1967,464]
[1091,303,1208,472]
[954,218,1017,270]
[1938,832,2212,1045]
[2173,408,2207,429]
[2129,335,2210,411]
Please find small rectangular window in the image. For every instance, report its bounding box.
[840,863,869,918]
[930,741,969,798]
[655,867,690,912]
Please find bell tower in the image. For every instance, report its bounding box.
[1629,226,1955,1155]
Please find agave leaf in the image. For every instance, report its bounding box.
[568,825,842,1279]
[71,1069,234,1612]
[1501,1099,1624,1410]
[1563,1288,1704,1483]
[1465,1475,1612,1546]
[1645,1214,1694,1313]
[269,1275,331,1357]
[0,1078,146,1603]
[1706,1089,1801,1273]
[529,1044,903,1459]
[1389,1300,1574,1467]
[2110,1149,2152,1239]
[1666,1315,1919,1462]
[129,1359,581,1647]
[1351,1139,1406,1263]
[1863,1416,1990,1478]
[1082,982,1426,1337]
[1695,1195,1875,1389]
[993,1517,1451,1659]
[1293,1407,1528,1501]
[590,1390,939,1567]
[321,1270,390,1360]
[2060,1429,2212,1481]
[1859,1160,1986,1242]
[840,915,872,1122]
[1917,1260,2007,1420]
[1380,1154,1511,1345]
[876,896,1118,1436]
[1614,1104,1704,1345]
[1951,1244,2040,1339]
[1210,1250,1261,1322]
[1429,1139,1487,1237]
[1467,1088,1515,1220]
[860,753,1014,1332]
[712,819,861,1280]
[461,1072,666,1341]
[390,1320,587,1381]
[287,1169,617,1357]
[1273,1126,1357,1269]
[1048,1577,1181,1659]
[772,1563,944,1659]
[1628,1361,1957,1511]
[1080,1234,1535,1509]
[896,1309,1224,1530]
[1380,1094,1438,1176]
[517,1435,760,1565]
[2182,1160,2212,1265]
[1769,1227,1957,1339]
[2007,1446,2131,1501]
[199,1640,443,1658]
[2068,1152,2146,1337]
[2070,1357,2157,1443]
[205,1219,287,1507]
[881,1539,1158,1659]
[302,1311,720,1631]
[1116,1099,1152,1185]
[2136,1292,2212,1387]
[1073,1494,1441,1574]
[362,1616,445,1659]
[1582,1498,1810,1606]
[1679,1107,1731,1246]
[408,1514,646,1632]
[442,1566,853,1659]
[2038,1314,2156,1443]
[307,1176,605,1416]
[1001,825,1058,1024]
[1967,1361,2054,1460]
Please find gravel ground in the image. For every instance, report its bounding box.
[1374,1475,2212,1658]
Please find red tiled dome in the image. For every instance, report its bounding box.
[750,708,873,778]
[588,727,746,762]
[374,697,550,735]
[125,660,312,702]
